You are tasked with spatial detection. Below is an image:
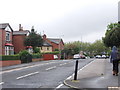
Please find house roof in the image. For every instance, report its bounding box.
[48,38,63,44]
[0,23,13,31]
[42,40,52,46]
[13,30,30,35]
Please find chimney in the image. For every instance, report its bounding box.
[19,24,23,31]
[43,34,47,40]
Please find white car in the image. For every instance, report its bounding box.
[101,55,106,59]
[96,55,101,58]
[73,54,80,59]
[54,55,58,59]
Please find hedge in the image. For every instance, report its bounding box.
[32,53,42,59]
[0,55,20,61]
[42,51,59,54]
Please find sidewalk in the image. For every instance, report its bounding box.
[64,59,119,89]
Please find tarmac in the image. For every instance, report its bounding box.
[64,59,120,89]
[1,59,120,89]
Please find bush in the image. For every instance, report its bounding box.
[32,53,42,59]
[0,55,20,61]
[19,50,32,63]
[42,51,59,54]
[34,47,40,53]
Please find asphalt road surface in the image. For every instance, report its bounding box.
[1,58,93,89]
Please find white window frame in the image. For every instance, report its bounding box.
[6,32,10,41]
[5,46,14,55]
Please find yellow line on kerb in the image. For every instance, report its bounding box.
[108,87,120,90]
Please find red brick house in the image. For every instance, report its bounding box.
[13,24,30,54]
[41,34,64,52]
[0,23,14,55]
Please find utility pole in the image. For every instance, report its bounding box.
[118,1,120,24]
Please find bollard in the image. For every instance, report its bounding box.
[74,59,78,80]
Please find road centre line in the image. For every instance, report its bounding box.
[59,63,67,66]
[1,62,57,74]
[16,71,39,80]
[46,66,56,71]
[0,82,4,85]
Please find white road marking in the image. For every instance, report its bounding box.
[16,71,39,80]
[66,76,72,80]
[0,82,4,85]
[1,62,57,74]
[59,63,67,66]
[66,60,95,80]
[55,60,95,89]
[46,66,56,71]
[56,83,64,89]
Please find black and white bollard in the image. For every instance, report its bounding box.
[74,59,79,80]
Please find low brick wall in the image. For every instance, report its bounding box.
[43,54,54,60]
[0,60,21,67]
[32,58,43,62]
[0,58,44,67]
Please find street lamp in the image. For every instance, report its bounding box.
[58,35,64,60]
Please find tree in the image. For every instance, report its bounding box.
[24,27,43,53]
[91,40,109,55]
[103,23,120,48]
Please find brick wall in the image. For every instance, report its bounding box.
[0,29,2,55]
[0,60,21,67]
[43,54,54,60]
[13,35,26,54]
[0,29,13,55]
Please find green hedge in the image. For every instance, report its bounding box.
[0,55,20,61]
[42,51,59,54]
[32,53,42,59]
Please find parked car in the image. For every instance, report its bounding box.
[73,54,80,59]
[95,55,101,58]
[54,55,58,59]
[101,55,107,59]
[80,55,86,59]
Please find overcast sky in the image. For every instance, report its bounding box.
[0,0,119,43]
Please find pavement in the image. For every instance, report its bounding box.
[64,59,120,89]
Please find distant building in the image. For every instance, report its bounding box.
[13,24,30,54]
[41,34,64,52]
[0,23,14,55]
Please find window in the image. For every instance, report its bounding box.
[41,47,43,50]
[5,46,14,55]
[47,47,49,50]
[6,32,10,41]
[5,46,9,55]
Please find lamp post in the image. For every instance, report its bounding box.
[58,35,64,60]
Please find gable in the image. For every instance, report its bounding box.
[0,23,13,32]
[5,26,12,32]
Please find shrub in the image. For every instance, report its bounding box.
[54,49,59,51]
[32,53,42,59]
[42,51,59,54]
[0,55,20,61]
[19,50,32,63]
[34,47,40,53]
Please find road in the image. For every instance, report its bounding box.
[1,58,93,89]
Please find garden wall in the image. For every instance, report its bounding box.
[0,60,21,67]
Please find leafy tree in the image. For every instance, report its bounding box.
[24,28,43,53]
[103,23,120,48]
[62,40,110,59]
[91,40,109,55]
